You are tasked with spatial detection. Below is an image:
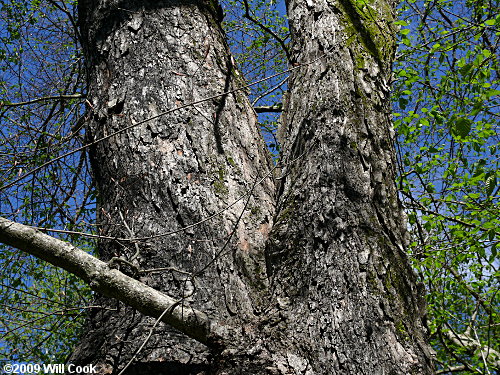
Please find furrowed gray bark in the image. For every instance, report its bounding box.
[264,0,434,373]
[71,0,274,372]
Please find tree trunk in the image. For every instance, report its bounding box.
[70,0,274,373]
[264,0,434,373]
[70,0,434,374]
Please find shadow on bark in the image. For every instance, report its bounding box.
[212,57,235,154]
[122,361,209,375]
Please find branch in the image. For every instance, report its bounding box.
[0,216,223,348]
[0,94,84,108]
[401,189,500,236]
[254,105,283,113]
[252,75,288,107]
[442,325,500,369]
[435,365,467,374]
[446,267,493,317]
[242,0,291,61]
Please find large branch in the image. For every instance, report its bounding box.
[443,327,500,369]
[0,216,223,347]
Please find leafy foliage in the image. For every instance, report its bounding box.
[0,0,93,363]
[222,0,289,154]
[394,0,499,373]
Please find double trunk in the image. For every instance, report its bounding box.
[72,0,434,373]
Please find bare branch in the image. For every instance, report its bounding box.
[252,75,288,107]
[254,105,283,113]
[0,216,224,348]
[0,94,84,108]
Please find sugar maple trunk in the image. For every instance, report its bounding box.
[69,0,434,373]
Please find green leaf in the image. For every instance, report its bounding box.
[490,243,498,262]
[394,20,409,26]
[485,89,500,99]
[459,63,473,76]
[453,118,472,138]
[485,174,497,196]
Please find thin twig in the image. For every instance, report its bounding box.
[242,0,291,61]
[116,299,191,375]
[118,210,140,261]
[1,52,334,192]
[0,94,84,108]
[252,75,288,106]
